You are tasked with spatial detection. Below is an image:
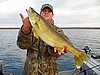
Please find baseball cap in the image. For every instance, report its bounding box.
[41,4,53,13]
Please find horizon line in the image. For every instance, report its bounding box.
[0,27,100,29]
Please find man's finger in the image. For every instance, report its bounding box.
[19,13,25,23]
[64,46,69,53]
[61,51,64,55]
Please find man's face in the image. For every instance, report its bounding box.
[40,8,54,21]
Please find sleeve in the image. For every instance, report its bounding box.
[16,25,33,49]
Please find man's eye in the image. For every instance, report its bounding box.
[43,10,51,12]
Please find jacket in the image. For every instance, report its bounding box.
[17,23,64,75]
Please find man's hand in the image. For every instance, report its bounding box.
[54,46,69,55]
[61,46,69,54]
[19,13,32,33]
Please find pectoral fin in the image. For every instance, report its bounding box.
[32,22,40,38]
[32,28,39,38]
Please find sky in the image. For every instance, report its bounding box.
[0,0,100,27]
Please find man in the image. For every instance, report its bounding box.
[17,4,68,75]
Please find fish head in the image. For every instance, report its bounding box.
[26,7,40,25]
[26,7,37,19]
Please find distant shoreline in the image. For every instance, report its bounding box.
[0,28,20,29]
[61,27,100,29]
[0,27,100,29]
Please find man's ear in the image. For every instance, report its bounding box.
[52,14,54,17]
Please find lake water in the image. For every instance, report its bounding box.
[0,29,100,75]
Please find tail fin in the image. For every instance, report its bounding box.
[74,50,89,68]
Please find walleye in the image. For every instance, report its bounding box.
[26,7,89,68]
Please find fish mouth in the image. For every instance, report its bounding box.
[26,7,33,14]
[26,7,37,16]
[29,7,33,12]
[26,8,29,14]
